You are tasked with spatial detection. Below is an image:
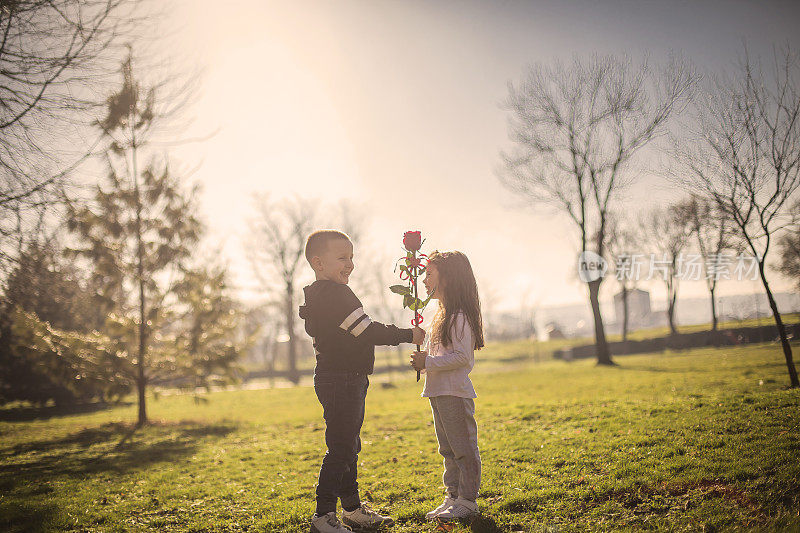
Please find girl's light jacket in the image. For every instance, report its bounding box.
[421,311,477,399]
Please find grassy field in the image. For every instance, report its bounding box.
[2,342,799,532]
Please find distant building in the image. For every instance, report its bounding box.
[614,288,651,327]
[545,321,566,339]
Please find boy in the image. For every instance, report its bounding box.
[299,229,424,533]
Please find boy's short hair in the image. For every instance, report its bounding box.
[304,230,352,263]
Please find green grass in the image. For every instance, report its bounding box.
[2,343,799,532]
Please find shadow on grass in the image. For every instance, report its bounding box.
[610,365,677,373]
[586,479,772,521]
[607,362,716,374]
[0,500,60,533]
[496,478,787,528]
[493,354,532,364]
[0,420,238,493]
[0,400,133,422]
[5,422,137,456]
[611,357,788,375]
[429,515,505,533]
[469,514,505,533]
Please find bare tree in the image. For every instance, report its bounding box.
[246,194,317,385]
[673,45,800,387]
[678,195,737,331]
[605,211,644,342]
[0,0,141,272]
[642,201,695,336]
[499,54,697,364]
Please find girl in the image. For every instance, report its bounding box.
[410,250,485,521]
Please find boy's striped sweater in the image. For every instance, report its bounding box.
[299,279,413,374]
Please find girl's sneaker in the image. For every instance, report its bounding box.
[425,495,457,520]
[436,498,479,521]
[341,502,394,529]
[310,512,352,533]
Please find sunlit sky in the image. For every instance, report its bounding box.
[164,0,799,313]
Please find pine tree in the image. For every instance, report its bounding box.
[66,52,202,425]
[167,264,250,399]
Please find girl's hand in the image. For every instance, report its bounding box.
[410,350,427,371]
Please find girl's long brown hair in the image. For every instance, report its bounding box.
[428,250,484,351]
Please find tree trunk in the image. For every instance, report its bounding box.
[622,285,629,343]
[137,275,147,427]
[758,263,799,387]
[709,287,718,331]
[286,280,299,384]
[667,299,677,336]
[268,338,276,389]
[588,278,614,365]
[131,128,147,427]
[667,284,679,336]
[709,287,721,346]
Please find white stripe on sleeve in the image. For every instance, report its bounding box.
[339,307,365,331]
[350,316,373,337]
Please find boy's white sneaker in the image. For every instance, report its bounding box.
[310,512,352,533]
[425,495,457,520]
[436,498,479,520]
[341,502,394,529]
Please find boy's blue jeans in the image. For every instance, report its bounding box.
[313,370,369,516]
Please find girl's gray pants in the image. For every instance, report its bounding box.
[429,395,481,501]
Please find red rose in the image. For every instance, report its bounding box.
[403,231,422,251]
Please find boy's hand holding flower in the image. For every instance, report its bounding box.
[410,350,427,371]
[412,326,425,345]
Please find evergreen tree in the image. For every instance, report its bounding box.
[0,306,133,406]
[165,264,250,398]
[0,242,133,406]
[66,52,202,425]
[3,241,105,332]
